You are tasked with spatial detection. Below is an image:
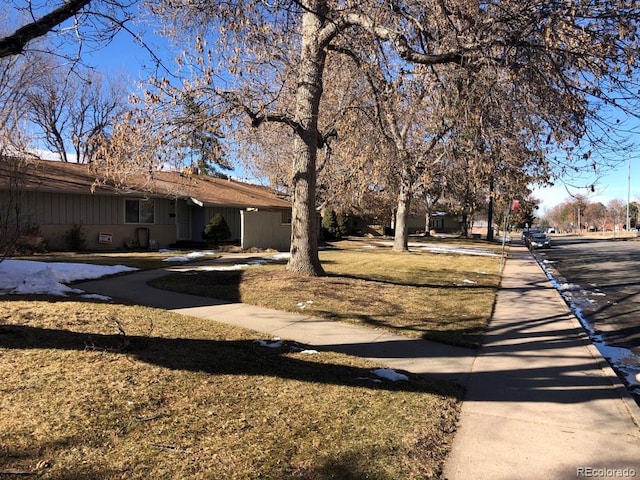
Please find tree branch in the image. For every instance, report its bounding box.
[321,12,465,66]
[0,0,93,58]
[218,90,335,148]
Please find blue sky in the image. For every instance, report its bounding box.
[532,138,640,212]
[533,162,639,212]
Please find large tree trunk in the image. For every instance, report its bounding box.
[461,212,469,237]
[286,4,326,276]
[392,182,411,251]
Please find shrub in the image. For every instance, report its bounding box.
[321,207,338,241]
[65,223,87,252]
[336,211,349,238]
[4,225,48,256]
[202,213,231,245]
[322,208,348,241]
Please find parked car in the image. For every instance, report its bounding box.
[529,233,551,249]
[521,229,541,243]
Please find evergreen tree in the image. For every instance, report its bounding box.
[321,208,339,241]
[336,211,349,238]
[203,213,231,244]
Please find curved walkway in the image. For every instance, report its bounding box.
[76,246,640,480]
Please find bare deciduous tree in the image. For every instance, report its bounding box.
[26,63,129,163]
[147,0,472,275]
[147,0,639,275]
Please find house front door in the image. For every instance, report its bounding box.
[176,199,192,240]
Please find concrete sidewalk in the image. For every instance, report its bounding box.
[443,248,640,480]
[76,261,476,385]
[76,246,640,480]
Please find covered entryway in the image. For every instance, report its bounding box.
[176,199,192,241]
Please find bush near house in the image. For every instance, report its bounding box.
[321,208,348,241]
[202,213,232,245]
[3,225,48,256]
[64,223,87,252]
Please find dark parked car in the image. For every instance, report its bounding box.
[521,229,541,243]
[529,233,551,249]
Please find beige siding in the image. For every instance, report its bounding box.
[4,188,292,252]
[9,191,177,250]
[241,210,291,251]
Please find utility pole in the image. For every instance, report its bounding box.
[627,155,631,231]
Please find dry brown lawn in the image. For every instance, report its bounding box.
[151,239,503,347]
[1,299,461,479]
[1,238,501,478]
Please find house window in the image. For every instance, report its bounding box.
[125,199,155,224]
[281,210,292,225]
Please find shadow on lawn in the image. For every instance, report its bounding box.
[147,269,493,348]
[0,323,462,398]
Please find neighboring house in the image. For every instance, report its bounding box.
[428,211,461,234]
[349,211,461,236]
[470,220,497,239]
[0,158,292,251]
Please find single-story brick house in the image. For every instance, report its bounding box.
[0,158,292,251]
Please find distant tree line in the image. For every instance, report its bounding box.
[543,196,640,233]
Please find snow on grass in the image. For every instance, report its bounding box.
[164,251,289,268]
[372,368,409,382]
[0,251,288,298]
[162,251,219,262]
[254,339,284,348]
[0,259,137,297]
[419,245,499,257]
[297,300,314,309]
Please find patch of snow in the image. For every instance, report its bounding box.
[270,252,290,260]
[254,339,283,348]
[374,240,499,257]
[198,259,268,271]
[556,282,580,291]
[355,377,383,383]
[297,300,314,309]
[81,293,112,301]
[162,251,217,262]
[419,245,499,257]
[0,260,137,297]
[372,368,409,382]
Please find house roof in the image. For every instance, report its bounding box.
[0,158,291,209]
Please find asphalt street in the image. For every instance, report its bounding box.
[530,235,640,398]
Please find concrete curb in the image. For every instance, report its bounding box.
[531,253,640,428]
